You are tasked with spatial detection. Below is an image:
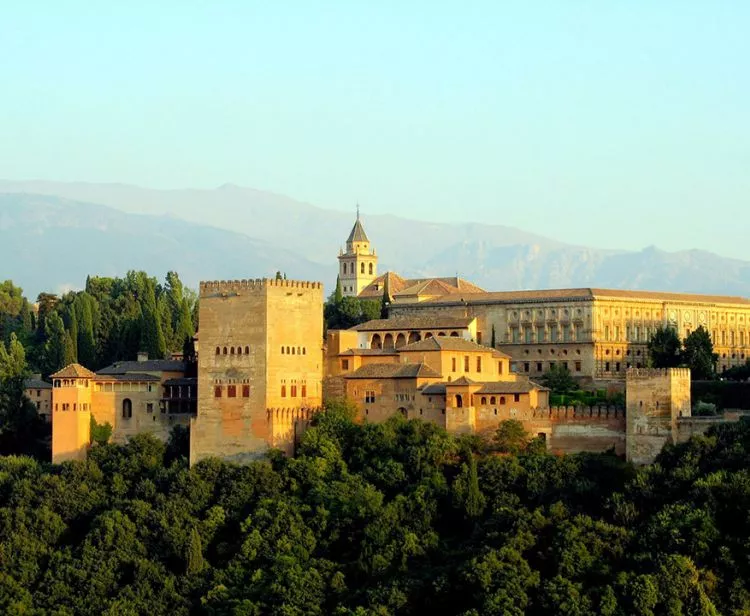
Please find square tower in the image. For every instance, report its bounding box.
[191,278,324,465]
[51,364,95,464]
[625,367,691,465]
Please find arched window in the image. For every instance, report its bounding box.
[302,347,306,355]
[122,398,133,419]
[215,347,220,355]
[395,333,406,348]
[286,346,291,354]
[301,384,307,397]
[490,396,496,405]
[481,397,487,405]
[281,385,286,398]
[383,333,394,350]
[281,346,285,354]
[456,395,463,408]
[245,346,250,355]
[230,347,235,355]
[370,334,382,350]
[500,396,506,404]
[291,347,296,355]
[369,263,373,275]
[361,262,365,274]
[223,347,228,355]
[350,263,355,274]
[237,347,242,355]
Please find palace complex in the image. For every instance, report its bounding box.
[46,212,750,466]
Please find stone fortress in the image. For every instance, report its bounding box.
[48,212,750,466]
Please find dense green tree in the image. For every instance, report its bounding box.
[541,364,578,393]
[684,326,717,380]
[493,419,531,454]
[42,312,68,374]
[334,275,343,305]
[648,326,682,368]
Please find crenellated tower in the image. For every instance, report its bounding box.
[338,207,378,297]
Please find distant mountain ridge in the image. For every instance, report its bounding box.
[1,181,749,299]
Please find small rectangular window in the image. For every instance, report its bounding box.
[146,403,153,413]
[451,358,457,372]
[464,356,470,372]
[228,385,237,398]
[476,357,482,372]
[523,362,530,372]
[575,361,582,372]
[214,386,222,398]
[242,385,250,397]
[514,393,520,402]
[342,359,349,370]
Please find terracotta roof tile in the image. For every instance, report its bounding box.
[344,362,443,379]
[50,364,97,379]
[97,360,186,375]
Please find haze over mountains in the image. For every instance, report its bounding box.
[1,180,749,299]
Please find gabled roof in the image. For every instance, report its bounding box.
[97,359,186,375]
[357,273,484,301]
[24,378,52,390]
[347,216,369,244]
[344,362,442,379]
[398,337,505,355]
[51,364,97,379]
[351,315,475,332]
[449,376,475,386]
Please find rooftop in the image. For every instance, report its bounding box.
[50,364,97,379]
[400,287,750,307]
[398,337,510,357]
[420,379,548,395]
[344,362,443,380]
[347,213,370,244]
[24,378,51,390]
[339,348,400,356]
[97,359,187,375]
[357,272,485,300]
[94,373,161,382]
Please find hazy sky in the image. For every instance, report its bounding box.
[2,2,748,258]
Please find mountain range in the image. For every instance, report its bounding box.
[1,180,749,300]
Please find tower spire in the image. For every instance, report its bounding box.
[356,202,360,221]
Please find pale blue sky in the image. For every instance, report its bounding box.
[1,1,748,257]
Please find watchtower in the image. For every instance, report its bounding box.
[51,364,95,464]
[625,367,691,465]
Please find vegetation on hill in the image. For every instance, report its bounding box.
[0,401,748,614]
[0,271,197,377]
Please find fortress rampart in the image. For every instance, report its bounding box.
[200,279,323,297]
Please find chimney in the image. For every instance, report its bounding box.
[137,351,149,363]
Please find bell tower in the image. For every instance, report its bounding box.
[338,207,378,297]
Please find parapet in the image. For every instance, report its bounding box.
[626,367,691,380]
[533,405,625,420]
[200,278,324,297]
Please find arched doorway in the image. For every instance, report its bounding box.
[395,333,406,348]
[122,398,133,419]
[455,394,463,408]
[383,333,395,350]
[370,334,382,350]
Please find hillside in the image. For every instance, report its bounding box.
[1,182,750,297]
[0,194,326,297]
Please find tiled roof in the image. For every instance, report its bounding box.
[396,287,750,307]
[420,383,447,395]
[398,337,498,354]
[449,376,475,385]
[24,378,52,390]
[94,373,161,382]
[347,217,369,243]
[339,348,400,356]
[344,362,443,379]
[476,380,549,394]
[97,359,186,375]
[351,316,475,332]
[357,273,485,300]
[50,364,97,379]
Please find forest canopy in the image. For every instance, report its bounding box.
[0,401,747,615]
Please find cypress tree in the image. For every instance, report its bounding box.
[62,332,77,367]
[491,324,496,348]
[186,527,204,574]
[76,295,96,368]
[334,275,343,305]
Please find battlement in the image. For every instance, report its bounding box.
[533,405,625,420]
[200,278,324,297]
[626,367,691,380]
